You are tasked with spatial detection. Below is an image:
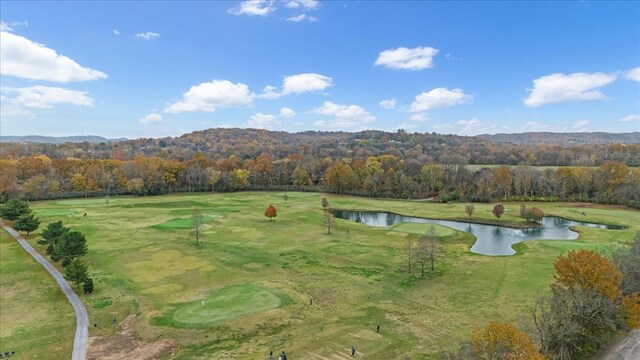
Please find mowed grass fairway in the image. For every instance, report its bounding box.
[0,229,74,359]
[19,192,640,359]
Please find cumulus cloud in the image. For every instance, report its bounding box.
[374,46,439,71]
[618,114,640,122]
[260,73,332,99]
[625,67,640,82]
[283,73,332,94]
[524,72,616,107]
[287,14,317,22]
[3,85,94,108]
[257,85,280,100]
[379,98,396,109]
[286,0,319,9]
[112,29,121,35]
[229,0,276,16]
[139,113,163,124]
[246,112,280,129]
[164,80,253,113]
[135,32,160,40]
[410,88,472,112]
[409,113,428,122]
[0,31,107,82]
[311,101,375,129]
[279,107,295,117]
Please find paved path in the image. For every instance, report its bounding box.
[598,330,640,360]
[1,221,88,360]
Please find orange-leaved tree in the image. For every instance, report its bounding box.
[264,204,277,221]
[622,293,640,329]
[471,322,543,360]
[553,249,622,301]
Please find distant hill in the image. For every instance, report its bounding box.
[478,132,640,145]
[0,135,128,144]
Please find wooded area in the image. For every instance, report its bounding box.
[1,129,638,207]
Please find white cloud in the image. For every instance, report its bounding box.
[453,118,500,135]
[1,21,13,32]
[286,0,319,9]
[0,31,107,82]
[625,67,640,82]
[229,1,276,16]
[112,29,121,35]
[409,113,428,122]
[257,85,281,99]
[524,72,616,107]
[374,46,439,71]
[379,98,396,109]
[10,21,28,28]
[311,101,375,129]
[433,123,453,131]
[260,73,332,99]
[0,102,32,117]
[286,14,317,22]
[246,112,280,129]
[283,73,332,94]
[618,114,640,122]
[456,118,481,127]
[410,87,472,112]
[164,79,253,113]
[279,107,295,117]
[135,32,160,40]
[2,85,94,109]
[390,122,417,131]
[139,113,163,124]
[573,120,590,129]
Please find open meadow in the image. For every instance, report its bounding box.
[5,192,640,359]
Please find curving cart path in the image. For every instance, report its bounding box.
[1,220,88,360]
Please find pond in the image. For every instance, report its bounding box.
[332,210,622,256]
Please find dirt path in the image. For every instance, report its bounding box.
[597,330,640,360]
[1,221,88,360]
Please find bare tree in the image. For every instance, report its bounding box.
[416,225,439,276]
[323,211,336,234]
[405,238,414,274]
[464,204,475,219]
[191,207,203,247]
[426,225,438,272]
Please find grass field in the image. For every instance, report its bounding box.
[5,192,639,359]
[0,228,75,359]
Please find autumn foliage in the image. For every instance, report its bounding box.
[492,204,505,219]
[622,293,640,329]
[264,204,277,220]
[553,249,622,301]
[471,322,543,360]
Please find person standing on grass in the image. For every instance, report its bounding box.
[269,350,273,360]
[376,323,380,333]
[351,345,356,356]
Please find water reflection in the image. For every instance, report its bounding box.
[332,210,621,256]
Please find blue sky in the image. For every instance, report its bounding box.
[1,0,639,138]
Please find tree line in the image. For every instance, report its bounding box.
[2,129,639,167]
[1,152,638,207]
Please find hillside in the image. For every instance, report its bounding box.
[478,132,640,145]
[0,135,127,144]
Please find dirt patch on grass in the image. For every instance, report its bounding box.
[87,314,178,360]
